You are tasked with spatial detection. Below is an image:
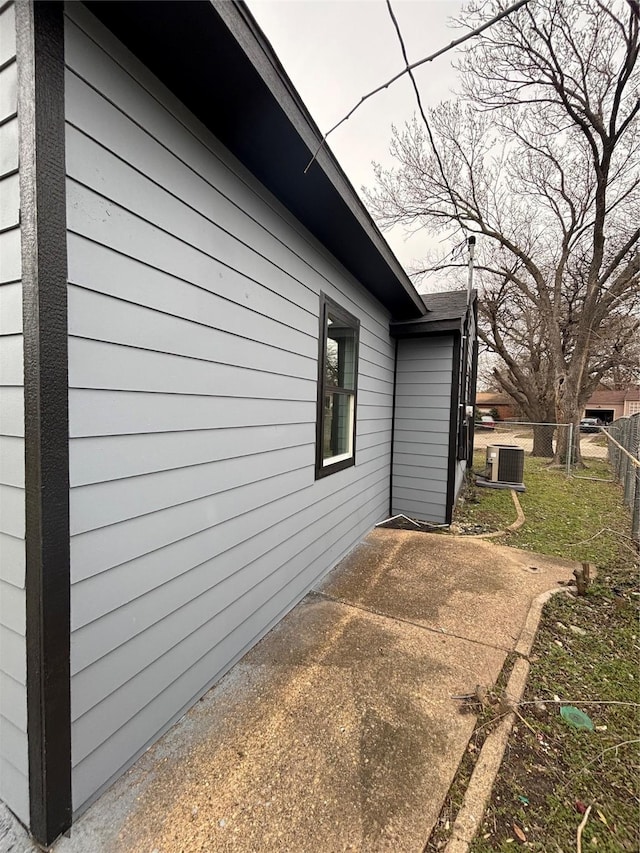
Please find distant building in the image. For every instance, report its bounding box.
[476,386,640,424]
[582,386,640,423]
[475,391,518,421]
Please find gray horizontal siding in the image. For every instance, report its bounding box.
[68,389,312,437]
[0,230,20,283]
[70,469,389,738]
[0,1,28,826]
[69,338,314,400]
[0,532,24,589]
[70,444,313,536]
[394,461,448,479]
[74,496,392,805]
[0,483,24,538]
[0,746,28,827]
[0,173,19,230]
[0,282,22,334]
[0,671,26,732]
[68,285,316,380]
[394,424,451,442]
[454,462,466,500]
[69,460,390,641]
[392,336,454,524]
[0,435,24,487]
[65,4,395,813]
[0,388,23,436]
[0,624,25,685]
[69,424,314,486]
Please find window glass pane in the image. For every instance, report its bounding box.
[323,392,353,462]
[325,315,356,390]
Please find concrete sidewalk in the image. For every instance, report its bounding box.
[4,529,577,853]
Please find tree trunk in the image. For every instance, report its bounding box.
[554,424,582,467]
[531,424,555,458]
[553,381,583,466]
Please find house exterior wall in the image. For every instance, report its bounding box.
[0,0,29,825]
[392,336,454,524]
[64,4,394,813]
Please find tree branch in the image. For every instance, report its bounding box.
[303,0,531,173]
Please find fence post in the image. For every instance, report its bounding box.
[566,423,573,478]
[633,445,640,548]
[632,417,640,547]
[624,449,634,507]
[612,421,621,471]
[616,420,627,480]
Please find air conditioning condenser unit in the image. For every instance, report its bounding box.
[485,444,525,488]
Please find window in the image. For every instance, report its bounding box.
[315,294,359,478]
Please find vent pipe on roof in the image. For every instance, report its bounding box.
[467,235,476,305]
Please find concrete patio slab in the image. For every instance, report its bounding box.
[319,528,578,650]
[5,529,577,853]
[82,599,505,853]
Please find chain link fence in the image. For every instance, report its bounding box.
[474,421,610,466]
[472,415,640,547]
[602,414,640,547]
[473,421,576,468]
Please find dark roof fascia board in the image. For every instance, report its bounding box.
[213,1,425,320]
[390,318,465,336]
[82,0,425,321]
[218,3,424,308]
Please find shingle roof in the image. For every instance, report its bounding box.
[390,288,474,337]
[588,386,640,405]
[476,391,514,405]
[420,290,470,322]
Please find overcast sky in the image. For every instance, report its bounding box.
[246,0,465,275]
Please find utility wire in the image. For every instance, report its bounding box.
[385,0,466,237]
[413,237,468,280]
[303,0,530,173]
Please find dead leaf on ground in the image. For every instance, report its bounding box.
[513,822,527,843]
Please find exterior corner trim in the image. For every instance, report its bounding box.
[17,0,72,844]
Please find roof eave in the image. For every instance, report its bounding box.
[83,0,426,321]
[390,317,464,337]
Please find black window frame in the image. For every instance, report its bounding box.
[315,293,360,479]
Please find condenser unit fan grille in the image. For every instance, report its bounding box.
[497,446,525,483]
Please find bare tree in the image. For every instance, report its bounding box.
[367,0,640,464]
[480,275,558,454]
